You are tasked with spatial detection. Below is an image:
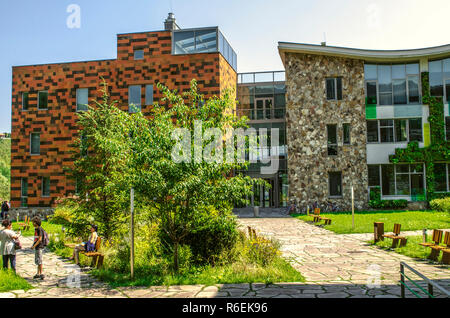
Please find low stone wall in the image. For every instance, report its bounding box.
[8,207,54,221]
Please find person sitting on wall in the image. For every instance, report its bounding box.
[69,224,98,265]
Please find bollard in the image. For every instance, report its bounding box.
[253,206,259,218]
[374,222,384,243]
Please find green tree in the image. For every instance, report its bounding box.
[0,138,10,200]
[128,80,263,271]
[68,81,132,240]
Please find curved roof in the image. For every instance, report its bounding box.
[278,42,450,64]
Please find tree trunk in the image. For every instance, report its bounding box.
[174,241,179,273]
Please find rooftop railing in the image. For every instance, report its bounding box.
[238,71,286,84]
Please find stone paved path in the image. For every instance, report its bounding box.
[2,220,449,298]
[239,218,450,297]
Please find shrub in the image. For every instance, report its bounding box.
[182,207,238,265]
[430,197,450,212]
[368,187,408,209]
[158,206,239,266]
[241,230,281,266]
[49,200,77,225]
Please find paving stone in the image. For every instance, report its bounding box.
[317,292,350,298]
[0,293,16,298]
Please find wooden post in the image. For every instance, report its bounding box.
[351,186,355,230]
[130,187,135,280]
[374,222,384,243]
[422,229,427,243]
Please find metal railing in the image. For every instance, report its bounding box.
[400,262,450,298]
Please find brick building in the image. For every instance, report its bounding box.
[11,14,237,209]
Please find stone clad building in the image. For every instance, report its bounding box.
[278,42,450,210]
[280,51,368,210]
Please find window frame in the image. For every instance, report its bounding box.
[37,91,48,110]
[21,177,28,207]
[128,85,142,113]
[326,77,342,101]
[367,118,422,144]
[327,124,338,156]
[364,63,421,106]
[76,88,89,112]
[41,176,50,197]
[30,132,40,155]
[145,84,154,106]
[22,92,29,111]
[134,49,144,60]
[328,171,343,198]
[343,123,351,145]
[379,164,426,197]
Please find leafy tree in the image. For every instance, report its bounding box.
[0,138,10,200]
[68,81,132,240]
[128,80,263,271]
[68,79,263,271]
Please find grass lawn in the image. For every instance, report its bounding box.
[0,258,32,292]
[294,210,450,234]
[369,235,449,264]
[11,221,63,237]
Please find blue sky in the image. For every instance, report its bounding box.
[1,0,449,132]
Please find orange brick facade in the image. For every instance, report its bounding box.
[11,30,236,208]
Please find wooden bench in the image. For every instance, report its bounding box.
[419,230,447,261]
[81,237,104,269]
[442,247,450,265]
[311,208,332,225]
[382,224,407,248]
[65,237,104,269]
[18,216,30,231]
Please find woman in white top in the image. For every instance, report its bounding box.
[0,219,20,271]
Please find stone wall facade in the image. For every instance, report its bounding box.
[284,52,368,210]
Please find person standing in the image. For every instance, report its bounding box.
[1,201,6,220]
[31,216,45,280]
[0,219,19,271]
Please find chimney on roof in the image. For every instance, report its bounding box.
[164,12,180,31]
